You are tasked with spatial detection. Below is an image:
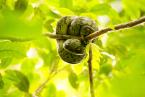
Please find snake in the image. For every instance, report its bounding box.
[56,16,98,64]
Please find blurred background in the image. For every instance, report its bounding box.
[0,0,145,97]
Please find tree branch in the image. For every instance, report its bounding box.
[44,33,80,40]
[45,16,145,40]
[32,65,69,97]
[85,16,145,40]
[88,44,95,97]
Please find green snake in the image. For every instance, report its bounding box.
[56,16,98,64]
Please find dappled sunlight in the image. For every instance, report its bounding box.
[0,0,145,97]
[27,48,38,58]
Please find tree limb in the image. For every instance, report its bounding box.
[88,44,95,97]
[44,33,80,40]
[45,16,145,40]
[85,16,145,40]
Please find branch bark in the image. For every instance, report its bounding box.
[85,16,145,40]
[88,44,95,97]
[44,33,80,40]
[45,16,145,40]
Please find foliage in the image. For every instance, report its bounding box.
[0,0,145,97]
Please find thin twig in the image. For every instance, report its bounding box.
[88,44,95,97]
[33,76,52,97]
[45,16,145,40]
[33,65,69,97]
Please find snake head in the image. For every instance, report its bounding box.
[63,39,85,55]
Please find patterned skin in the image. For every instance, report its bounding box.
[56,16,97,64]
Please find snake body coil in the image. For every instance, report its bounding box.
[56,16,97,64]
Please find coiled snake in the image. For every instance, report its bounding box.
[56,16,98,64]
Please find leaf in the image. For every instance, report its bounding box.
[0,11,43,40]
[122,0,140,19]
[0,0,6,9]
[99,63,112,75]
[44,19,55,32]
[21,58,36,76]
[91,43,101,70]
[89,3,119,22]
[42,83,56,97]
[0,57,12,69]
[0,41,28,59]
[56,90,66,97]
[110,71,145,97]
[0,73,4,89]
[14,0,28,14]
[57,8,74,16]
[59,0,73,9]
[78,69,88,82]
[37,4,61,19]
[47,8,61,18]
[5,70,29,92]
[68,72,79,89]
[89,3,112,15]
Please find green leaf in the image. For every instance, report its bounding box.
[78,69,88,82]
[99,63,112,75]
[21,58,36,74]
[68,72,79,89]
[44,19,55,32]
[0,57,12,69]
[36,4,61,19]
[57,8,74,16]
[56,90,66,97]
[47,8,61,18]
[42,83,56,97]
[14,0,28,14]
[59,0,73,9]
[0,11,43,40]
[0,73,4,89]
[5,70,29,92]
[122,0,140,19]
[0,0,6,9]
[89,3,112,15]
[0,41,28,59]
[110,71,145,97]
[91,43,101,70]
